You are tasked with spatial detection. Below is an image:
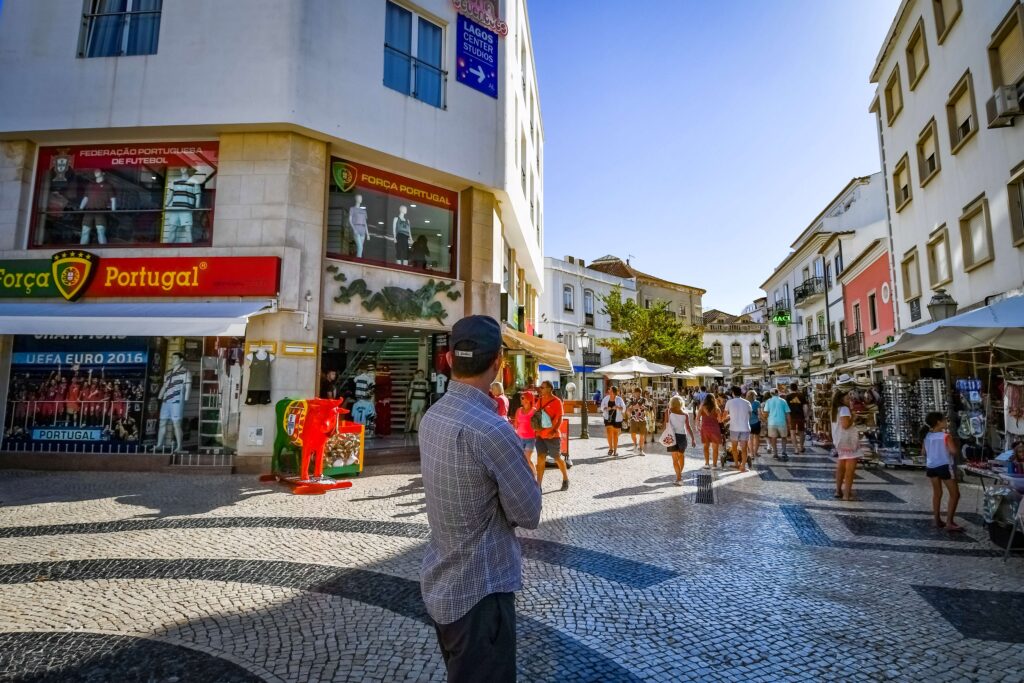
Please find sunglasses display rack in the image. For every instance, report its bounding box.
[917,378,947,424]
[880,377,921,466]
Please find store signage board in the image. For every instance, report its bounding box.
[0,254,280,300]
[771,311,792,326]
[451,0,508,36]
[456,14,498,98]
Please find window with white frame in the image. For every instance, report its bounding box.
[933,0,961,44]
[79,0,162,58]
[894,154,912,210]
[750,342,761,363]
[884,65,904,126]
[853,302,862,333]
[901,249,922,302]
[711,342,723,363]
[959,195,994,271]
[817,313,825,336]
[563,285,574,312]
[917,118,941,185]
[384,1,445,108]
[989,3,1024,89]
[927,225,952,286]
[946,70,978,153]
[730,342,742,362]
[1008,163,1024,246]
[906,17,929,89]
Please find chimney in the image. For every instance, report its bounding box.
[579,259,585,268]
[566,256,575,264]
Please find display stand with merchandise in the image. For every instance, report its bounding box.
[810,380,833,448]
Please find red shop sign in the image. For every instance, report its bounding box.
[88,255,280,298]
[331,160,457,211]
[39,141,219,171]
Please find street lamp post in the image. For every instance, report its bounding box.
[558,328,591,439]
[577,328,591,439]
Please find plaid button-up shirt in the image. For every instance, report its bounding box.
[419,380,542,624]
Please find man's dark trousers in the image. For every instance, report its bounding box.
[433,592,516,682]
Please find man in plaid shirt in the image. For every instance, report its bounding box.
[419,315,542,682]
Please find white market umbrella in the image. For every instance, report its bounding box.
[686,365,724,378]
[671,370,696,379]
[887,295,1024,352]
[593,356,675,377]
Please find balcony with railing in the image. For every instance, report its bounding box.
[769,346,793,362]
[768,299,791,325]
[844,331,864,359]
[797,334,828,356]
[705,322,763,333]
[793,277,826,306]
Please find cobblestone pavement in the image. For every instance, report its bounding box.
[0,435,1022,682]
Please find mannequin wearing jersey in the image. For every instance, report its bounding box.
[163,168,201,243]
[155,352,191,451]
[79,169,115,244]
[406,369,430,432]
[349,194,369,258]
[392,204,412,266]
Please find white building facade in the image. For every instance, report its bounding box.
[761,174,888,381]
[870,0,1024,328]
[0,0,544,471]
[537,255,637,396]
[702,309,766,386]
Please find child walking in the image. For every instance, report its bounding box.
[922,411,963,532]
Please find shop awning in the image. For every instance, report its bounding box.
[502,328,573,372]
[0,302,271,336]
[886,295,1024,353]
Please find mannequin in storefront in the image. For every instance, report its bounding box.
[348,194,369,258]
[79,169,115,244]
[406,369,429,432]
[354,364,375,401]
[155,352,191,452]
[392,205,412,266]
[245,348,275,405]
[163,167,200,243]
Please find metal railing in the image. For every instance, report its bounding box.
[384,45,447,109]
[770,346,793,362]
[768,300,791,323]
[797,334,827,355]
[794,277,825,305]
[705,322,763,332]
[844,331,865,359]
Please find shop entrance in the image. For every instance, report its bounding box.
[3,334,244,455]
[320,320,438,457]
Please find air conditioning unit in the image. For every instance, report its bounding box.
[989,85,1022,126]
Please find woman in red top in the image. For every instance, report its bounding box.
[534,381,568,491]
[514,391,538,477]
[698,393,723,469]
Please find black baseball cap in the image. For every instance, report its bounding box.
[450,315,503,358]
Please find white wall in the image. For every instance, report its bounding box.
[537,257,636,369]
[872,0,1024,325]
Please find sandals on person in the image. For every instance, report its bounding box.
[946,523,965,533]
[934,520,947,529]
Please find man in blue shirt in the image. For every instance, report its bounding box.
[761,388,792,461]
[419,315,542,682]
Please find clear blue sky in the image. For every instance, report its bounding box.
[530,0,900,315]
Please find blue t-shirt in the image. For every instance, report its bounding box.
[764,396,791,427]
[749,400,761,425]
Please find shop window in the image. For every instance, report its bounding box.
[916,118,941,187]
[1008,162,1024,246]
[383,1,445,109]
[989,4,1024,89]
[906,17,929,89]
[563,285,574,312]
[959,194,994,272]
[933,0,961,45]
[79,0,162,58]
[893,154,912,211]
[901,249,921,301]
[31,142,217,248]
[927,225,952,286]
[884,65,904,126]
[946,70,978,154]
[326,158,456,277]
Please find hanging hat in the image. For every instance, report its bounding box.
[836,373,855,386]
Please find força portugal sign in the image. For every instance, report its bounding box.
[0,252,280,300]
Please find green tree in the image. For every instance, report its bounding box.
[599,286,709,369]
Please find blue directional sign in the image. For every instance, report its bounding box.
[456,14,498,99]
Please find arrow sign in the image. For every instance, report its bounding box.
[456,14,498,98]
